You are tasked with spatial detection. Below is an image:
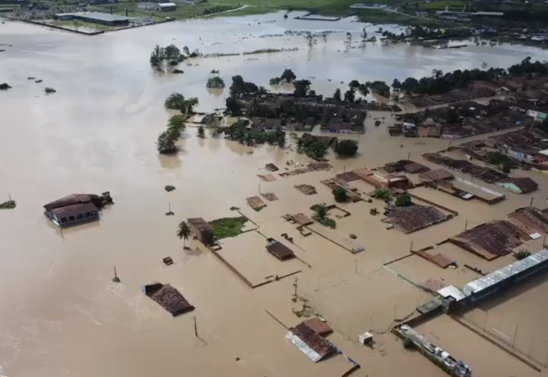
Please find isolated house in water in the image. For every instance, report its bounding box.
[43,192,113,227]
[187,218,214,246]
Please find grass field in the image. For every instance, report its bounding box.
[356,9,455,26]
[91,2,239,20]
[418,0,467,10]
[53,19,116,31]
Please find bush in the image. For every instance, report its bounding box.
[334,139,358,157]
[395,193,412,207]
[514,249,531,260]
[349,233,357,239]
[372,188,391,201]
[206,76,225,89]
[164,185,176,192]
[332,187,348,202]
[370,208,379,216]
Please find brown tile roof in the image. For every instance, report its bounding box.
[386,205,450,234]
[336,171,360,182]
[292,213,314,226]
[449,221,528,260]
[50,202,98,219]
[144,283,195,317]
[419,169,454,182]
[507,207,548,235]
[290,322,335,360]
[498,177,538,194]
[303,318,333,336]
[44,194,98,211]
[188,218,213,232]
[295,184,317,195]
[247,196,266,210]
[266,240,295,260]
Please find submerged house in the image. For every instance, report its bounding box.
[43,192,113,227]
[496,177,538,194]
[187,218,215,246]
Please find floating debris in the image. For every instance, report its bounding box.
[164,185,176,192]
[0,83,12,90]
[44,87,56,94]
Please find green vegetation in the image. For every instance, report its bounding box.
[206,76,225,89]
[395,193,412,207]
[297,135,328,159]
[372,188,391,201]
[349,233,357,239]
[176,221,191,248]
[270,68,296,85]
[210,216,248,239]
[312,204,336,229]
[93,2,238,21]
[356,9,452,27]
[165,185,176,192]
[164,93,199,114]
[157,114,187,155]
[150,44,184,71]
[485,151,515,172]
[333,139,358,157]
[0,200,16,209]
[229,75,260,97]
[197,125,206,138]
[369,208,379,216]
[514,249,531,260]
[332,187,348,202]
[418,1,467,10]
[224,119,286,147]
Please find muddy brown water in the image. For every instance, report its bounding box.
[2,11,548,377]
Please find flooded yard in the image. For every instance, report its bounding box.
[3,10,548,377]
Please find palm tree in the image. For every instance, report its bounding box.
[314,204,329,221]
[432,69,443,79]
[176,221,191,248]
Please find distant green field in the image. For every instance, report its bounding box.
[356,9,456,26]
[53,19,115,31]
[418,1,467,10]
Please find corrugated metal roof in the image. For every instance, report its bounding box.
[464,248,548,296]
[285,331,322,362]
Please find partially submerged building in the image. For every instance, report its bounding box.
[384,205,451,234]
[187,218,214,246]
[266,239,295,261]
[285,322,336,363]
[448,220,528,260]
[394,324,472,377]
[43,192,113,227]
[496,177,538,194]
[55,12,132,26]
[507,206,548,236]
[463,248,548,303]
[142,282,194,317]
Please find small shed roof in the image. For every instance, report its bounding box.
[419,169,454,182]
[266,240,295,260]
[303,318,333,336]
[292,213,314,226]
[51,202,98,219]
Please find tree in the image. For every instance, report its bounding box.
[346,31,352,43]
[333,187,348,202]
[281,69,297,83]
[392,78,402,91]
[230,75,258,97]
[197,125,206,138]
[179,97,199,114]
[157,130,178,154]
[165,93,186,110]
[225,97,241,115]
[432,69,443,79]
[176,221,191,248]
[293,79,311,97]
[168,115,186,134]
[502,160,512,173]
[312,204,336,228]
[349,80,360,89]
[269,77,282,85]
[164,44,181,62]
[333,88,342,102]
[358,84,369,97]
[445,108,459,124]
[150,45,164,68]
[395,193,412,207]
[334,139,358,157]
[372,188,391,201]
[206,77,225,89]
[344,89,355,103]
[485,152,507,165]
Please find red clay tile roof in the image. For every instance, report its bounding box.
[266,241,295,260]
[144,283,195,317]
[303,318,333,336]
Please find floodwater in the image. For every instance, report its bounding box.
[2,11,548,377]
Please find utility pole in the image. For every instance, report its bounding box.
[112,265,120,283]
[193,316,198,337]
[530,197,534,207]
[293,276,299,298]
[407,151,411,160]
[465,219,468,231]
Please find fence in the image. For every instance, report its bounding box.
[461,308,548,368]
[298,261,432,341]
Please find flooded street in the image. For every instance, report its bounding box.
[2,11,548,377]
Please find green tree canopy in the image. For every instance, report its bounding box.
[334,139,358,157]
[281,68,297,83]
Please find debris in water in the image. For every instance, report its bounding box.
[45,87,56,94]
[35,79,43,83]
[163,256,174,266]
[27,77,35,80]
[0,200,16,209]
[165,185,176,192]
[0,83,12,90]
